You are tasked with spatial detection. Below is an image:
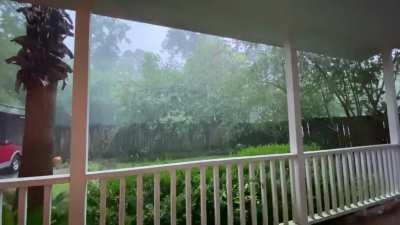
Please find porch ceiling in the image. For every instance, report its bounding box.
[19,0,400,60]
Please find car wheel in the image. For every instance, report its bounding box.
[9,155,20,173]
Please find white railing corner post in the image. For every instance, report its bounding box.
[284,40,309,225]
[68,2,91,225]
[383,48,400,145]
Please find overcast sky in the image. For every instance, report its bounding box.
[65,11,168,56]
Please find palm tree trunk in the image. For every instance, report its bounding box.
[20,79,57,207]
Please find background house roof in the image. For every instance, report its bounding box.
[0,103,24,116]
[19,0,400,60]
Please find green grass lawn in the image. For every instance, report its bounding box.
[86,143,320,171]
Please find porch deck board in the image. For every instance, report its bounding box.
[317,200,400,225]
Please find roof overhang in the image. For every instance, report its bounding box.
[17,0,400,60]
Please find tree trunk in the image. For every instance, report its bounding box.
[20,79,57,207]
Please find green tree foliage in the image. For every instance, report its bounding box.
[118,36,291,127]
[6,5,73,89]
[90,15,130,70]
[0,1,25,105]
[162,29,198,62]
[301,51,400,118]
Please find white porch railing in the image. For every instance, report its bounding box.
[0,144,399,225]
[0,174,69,225]
[87,153,298,225]
[305,144,400,224]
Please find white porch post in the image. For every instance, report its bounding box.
[383,48,400,144]
[284,41,308,225]
[68,2,91,225]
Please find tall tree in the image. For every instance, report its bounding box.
[87,15,131,125]
[162,29,198,64]
[6,4,74,210]
[90,15,130,70]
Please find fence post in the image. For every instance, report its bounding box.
[68,2,91,225]
[383,48,400,145]
[284,40,308,225]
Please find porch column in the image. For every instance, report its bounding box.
[383,48,400,144]
[284,41,308,225]
[68,2,91,225]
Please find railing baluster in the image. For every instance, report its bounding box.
[383,149,393,196]
[100,180,107,225]
[377,151,386,198]
[391,149,396,195]
[347,152,357,206]
[342,153,351,208]
[378,150,384,198]
[119,178,126,225]
[305,158,314,219]
[328,155,337,212]
[386,150,392,196]
[397,149,400,193]
[389,149,395,195]
[312,157,322,216]
[377,150,382,197]
[249,163,257,225]
[385,149,392,195]
[259,161,269,225]
[360,152,368,202]
[43,185,52,225]
[371,150,381,199]
[226,165,233,225]
[213,166,221,225]
[390,149,398,194]
[395,149,400,193]
[185,169,192,225]
[384,150,391,196]
[0,191,2,225]
[154,174,161,225]
[321,156,330,215]
[270,160,279,225]
[366,151,374,200]
[137,175,144,225]
[289,160,296,222]
[170,170,176,225]
[200,167,207,225]
[382,150,390,196]
[354,152,363,205]
[280,160,288,225]
[335,154,344,210]
[238,164,246,225]
[18,187,27,225]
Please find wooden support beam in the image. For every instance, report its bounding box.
[68,2,91,225]
[284,41,308,225]
[383,48,400,144]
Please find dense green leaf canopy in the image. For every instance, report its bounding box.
[5,4,73,91]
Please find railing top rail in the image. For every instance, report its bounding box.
[0,174,70,189]
[305,144,400,157]
[87,153,296,180]
[2,144,394,187]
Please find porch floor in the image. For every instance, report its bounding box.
[318,199,400,225]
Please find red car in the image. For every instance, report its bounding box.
[0,141,22,173]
